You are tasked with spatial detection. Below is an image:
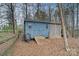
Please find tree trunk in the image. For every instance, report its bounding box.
[58,4,69,51]
[37,3,40,16]
[25,3,27,19]
[76,3,78,37]
[49,4,51,21]
[72,4,75,37]
[11,3,15,34]
[77,4,78,37]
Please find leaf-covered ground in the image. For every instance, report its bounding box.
[10,35,79,56]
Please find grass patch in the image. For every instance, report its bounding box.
[3,47,13,56]
[0,32,15,43]
[1,35,17,56]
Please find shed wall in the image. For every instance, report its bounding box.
[49,24,61,38]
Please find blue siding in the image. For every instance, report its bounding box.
[25,21,49,39]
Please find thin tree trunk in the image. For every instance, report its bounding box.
[48,4,51,21]
[11,3,15,34]
[77,4,78,37]
[72,4,75,37]
[25,3,27,19]
[37,3,40,16]
[24,3,27,40]
[58,4,69,51]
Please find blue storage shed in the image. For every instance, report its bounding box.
[24,20,50,40]
[24,19,61,41]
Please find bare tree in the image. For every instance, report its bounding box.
[0,3,14,31]
[77,4,78,31]
[5,3,16,34]
[11,3,15,34]
[58,3,69,51]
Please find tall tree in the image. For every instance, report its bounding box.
[72,4,75,37]
[76,4,79,37]
[0,3,15,32]
[5,3,15,34]
[58,3,69,51]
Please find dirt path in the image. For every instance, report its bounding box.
[11,35,79,56]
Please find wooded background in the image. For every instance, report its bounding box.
[0,3,79,39]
